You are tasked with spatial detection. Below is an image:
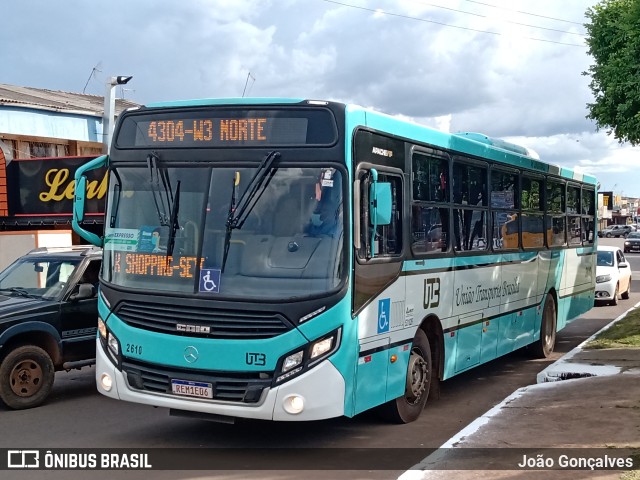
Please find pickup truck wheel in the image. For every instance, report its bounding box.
[0,346,55,410]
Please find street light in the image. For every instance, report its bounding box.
[102,75,133,153]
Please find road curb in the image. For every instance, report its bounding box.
[536,299,640,383]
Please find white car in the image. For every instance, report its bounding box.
[595,246,632,305]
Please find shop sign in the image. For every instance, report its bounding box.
[6,156,106,217]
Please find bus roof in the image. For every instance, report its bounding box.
[345,103,597,186]
[145,97,307,108]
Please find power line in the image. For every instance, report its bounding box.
[461,0,585,26]
[410,0,585,37]
[321,0,586,47]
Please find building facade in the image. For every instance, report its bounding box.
[0,83,137,268]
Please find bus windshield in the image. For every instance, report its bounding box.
[102,162,345,300]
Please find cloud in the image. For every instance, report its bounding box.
[1,0,638,196]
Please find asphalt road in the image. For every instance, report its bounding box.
[2,237,637,480]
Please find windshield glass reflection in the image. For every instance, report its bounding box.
[103,165,345,300]
[0,258,81,300]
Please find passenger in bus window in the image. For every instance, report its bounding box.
[468,193,485,250]
[305,168,341,237]
[452,178,463,251]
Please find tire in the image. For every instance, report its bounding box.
[606,233,612,238]
[622,279,631,300]
[530,294,557,358]
[610,284,619,306]
[0,346,55,410]
[378,329,433,423]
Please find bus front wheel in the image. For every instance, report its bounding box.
[379,329,432,424]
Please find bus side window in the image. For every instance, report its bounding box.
[490,169,519,250]
[581,188,595,244]
[546,180,566,247]
[521,176,544,249]
[412,153,448,202]
[452,160,487,252]
[411,205,447,254]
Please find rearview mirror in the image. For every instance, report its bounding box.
[74,175,87,223]
[69,283,95,302]
[370,181,392,226]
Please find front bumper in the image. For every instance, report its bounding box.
[95,339,346,421]
[594,280,616,301]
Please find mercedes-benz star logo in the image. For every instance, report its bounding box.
[184,346,199,364]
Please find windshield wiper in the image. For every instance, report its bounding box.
[147,151,173,226]
[221,150,280,272]
[166,181,181,257]
[229,151,280,229]
[221,174,239,273]
[0,287,37,298]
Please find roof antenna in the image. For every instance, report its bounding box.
[120,87,136,99]
[242,71,256,97]
[82,62,103,94]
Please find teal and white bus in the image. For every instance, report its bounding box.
[73,99,596,423]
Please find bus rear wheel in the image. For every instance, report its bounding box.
[379,329,432,424]
[530,295,557,358]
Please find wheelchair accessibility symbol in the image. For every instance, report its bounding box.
[377,298,390,334]
[199,269,221,293]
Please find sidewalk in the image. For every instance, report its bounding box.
[401,304,640,480]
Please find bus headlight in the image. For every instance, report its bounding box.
[107,332,121,365]
[282,351,304,372]
[596,274,611,283]
[274,328,341,385]
[310,335,335,361]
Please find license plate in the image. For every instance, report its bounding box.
[171,379,213,399]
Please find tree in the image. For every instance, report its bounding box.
[584,0,640,144]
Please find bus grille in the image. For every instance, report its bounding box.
[122,358,272,404]
[115,300,292,339]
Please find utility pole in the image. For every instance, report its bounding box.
[102,75,133,154]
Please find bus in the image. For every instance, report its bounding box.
[73,99,596,423]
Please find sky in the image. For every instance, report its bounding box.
[2,0,638,198]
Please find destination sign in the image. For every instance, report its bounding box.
[113,252,204,279]
[115,108,337,148]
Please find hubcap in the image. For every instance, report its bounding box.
[405,351,428,404]
[10,360,43,397]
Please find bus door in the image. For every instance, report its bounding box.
[352,153,406,414]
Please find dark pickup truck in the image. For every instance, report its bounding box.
[0,246,101,409]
